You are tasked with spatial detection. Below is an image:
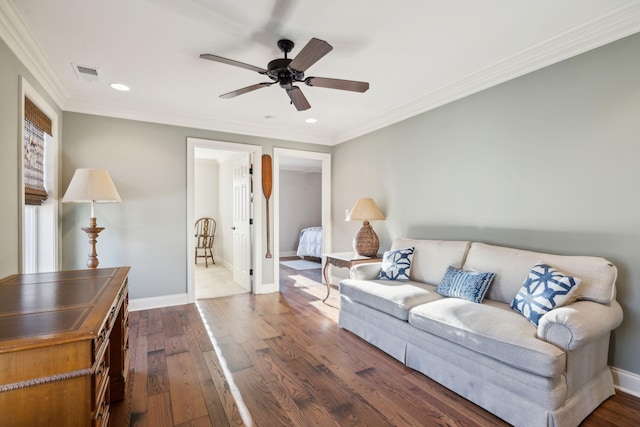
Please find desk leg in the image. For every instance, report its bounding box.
[322,260,331,303]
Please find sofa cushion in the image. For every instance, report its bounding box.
[391,238,471,285]
[435,266,495,303]
[340,279,443,321]
[408,298,566,377]
[462,242,616,304]
[378,247,414,281]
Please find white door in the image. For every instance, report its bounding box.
[232,154,252,290]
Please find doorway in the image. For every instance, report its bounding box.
[273,149,331,289]
[187,138,263,303]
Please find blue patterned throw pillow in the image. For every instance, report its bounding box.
[377,247,415,281]
[435,266,496,303]
[510,263,581,327]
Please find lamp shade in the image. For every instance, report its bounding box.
[346,198,385,221]
[62,169,121,204]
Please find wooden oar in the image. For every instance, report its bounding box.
[262,154,273,258]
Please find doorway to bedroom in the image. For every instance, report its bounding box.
[273,149,331,291]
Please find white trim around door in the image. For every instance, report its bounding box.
[273,148,331,289]
[186,138,263,303]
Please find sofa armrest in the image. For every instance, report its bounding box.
[350,262,382,280]
[537,300,623,351]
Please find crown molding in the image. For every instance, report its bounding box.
[64,98,331,145]
[0,0,67,108]
[333,1,640,145]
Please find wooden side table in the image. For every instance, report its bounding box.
[322,252,382,302]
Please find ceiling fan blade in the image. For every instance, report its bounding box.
[305,77,369,93]
[286,86,311,111]
[220,82,272,99]
[288,38,333,72]
[200,54,267,74]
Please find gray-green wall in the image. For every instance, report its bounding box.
[0,36,61,277]
[333,33,640,375]
[61,112,331,299]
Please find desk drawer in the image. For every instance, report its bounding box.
[93,389,110,427]
[93,341,110,410]
[92,322,111,362]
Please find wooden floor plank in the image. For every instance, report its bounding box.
[201,350,246,425]
[131,324,149,415]
[147,310,164,335]
[185,306,214,353]
[161,309,187,337]
[132,392,173,427]
[146,349,170,396]
[164,334,190,356]
[166,352,209,425]
[233,367,294,427]
[215,335,253,372]
[146,331,166,352]
[199,379,233,427]
[174,416,213,427]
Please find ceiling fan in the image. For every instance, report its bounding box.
[200,38,369,111]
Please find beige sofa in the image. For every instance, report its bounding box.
[339,238,623,427]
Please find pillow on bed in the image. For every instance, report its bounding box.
[377,247,415,281]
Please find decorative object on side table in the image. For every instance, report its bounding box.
[346,197,386,257]
[62,168,121,269]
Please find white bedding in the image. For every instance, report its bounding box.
[296,226,323,258]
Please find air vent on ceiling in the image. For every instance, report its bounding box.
[72,63,102,82]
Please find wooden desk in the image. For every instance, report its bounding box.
[322,252,382,302]
[0,267,130,426]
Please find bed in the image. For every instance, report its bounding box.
[296,226,323,259]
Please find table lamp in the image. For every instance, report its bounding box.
[62,168,121,269]
[346,198,385,257]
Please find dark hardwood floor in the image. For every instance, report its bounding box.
[113,264,640,426]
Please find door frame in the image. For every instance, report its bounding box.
[273,148,331,288]
[186,137,263,303]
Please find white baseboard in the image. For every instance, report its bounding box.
[129,293,189,311]
[254,282,278,294]
[612,366,640,397]
[280,251,297,257]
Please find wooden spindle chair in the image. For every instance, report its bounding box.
[194,217,216,267]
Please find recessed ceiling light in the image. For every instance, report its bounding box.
[110,83,130,92]
[264,115,275,120]
[305,118,317,124]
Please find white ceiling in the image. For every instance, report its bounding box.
[4,0,640,145]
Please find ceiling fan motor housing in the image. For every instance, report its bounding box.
[267,58,303,89]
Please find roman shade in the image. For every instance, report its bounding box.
[23,97,52,206]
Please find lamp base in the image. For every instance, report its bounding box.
[81,217,105,269]
[353,220,379,257]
